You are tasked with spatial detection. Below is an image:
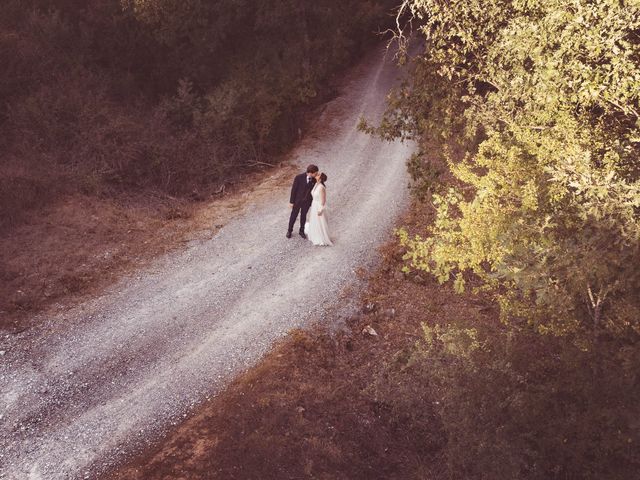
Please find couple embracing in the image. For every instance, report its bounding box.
[287,164,333,246]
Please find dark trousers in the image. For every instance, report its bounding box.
[288,203,310,233]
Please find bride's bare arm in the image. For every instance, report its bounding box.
[318,186,326,215]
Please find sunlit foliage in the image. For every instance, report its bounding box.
[383,0,640,337]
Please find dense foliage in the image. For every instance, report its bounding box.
[391,0,640,337]
[0,0,395,228]
[419,321,640,479]
[369,0,640,477]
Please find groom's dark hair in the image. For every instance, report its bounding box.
[306,164,319,174]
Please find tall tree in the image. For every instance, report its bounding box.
[382,0,640,338]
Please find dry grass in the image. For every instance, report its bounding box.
[0,163,297,333]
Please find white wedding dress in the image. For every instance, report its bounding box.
[307,183,333,246]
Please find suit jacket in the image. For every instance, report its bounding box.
[289,173,316,208]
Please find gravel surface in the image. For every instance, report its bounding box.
[0,45,415,480]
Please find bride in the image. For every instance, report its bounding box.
[306,172,333,246]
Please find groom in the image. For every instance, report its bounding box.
[287,164,319,239]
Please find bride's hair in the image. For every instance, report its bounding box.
[319,173,327,185]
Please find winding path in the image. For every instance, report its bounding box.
[0,44,414,479]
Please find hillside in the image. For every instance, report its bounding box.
[2,1,639,479]
[116,1,640,478]
[0,0,397,330]
[0,43,415,479]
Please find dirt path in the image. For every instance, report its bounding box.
[0,45,414,480]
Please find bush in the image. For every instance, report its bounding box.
[417,321,640,479]
[0,0,398,229]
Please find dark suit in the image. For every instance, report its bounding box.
[288,173,316,234]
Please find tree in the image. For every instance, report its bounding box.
[382,0,640,337]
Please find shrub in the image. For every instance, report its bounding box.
[418,322,640,479]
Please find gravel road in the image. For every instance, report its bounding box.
[0,44,414,479]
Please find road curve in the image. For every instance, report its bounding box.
[0,44,414,479]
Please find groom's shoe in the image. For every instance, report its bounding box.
[299,232,307,239]
[286,231,292,238]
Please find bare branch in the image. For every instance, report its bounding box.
[587,284,609,327]
[383,0,414,60]
[599,94,640,119]
[244,161,275,168]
